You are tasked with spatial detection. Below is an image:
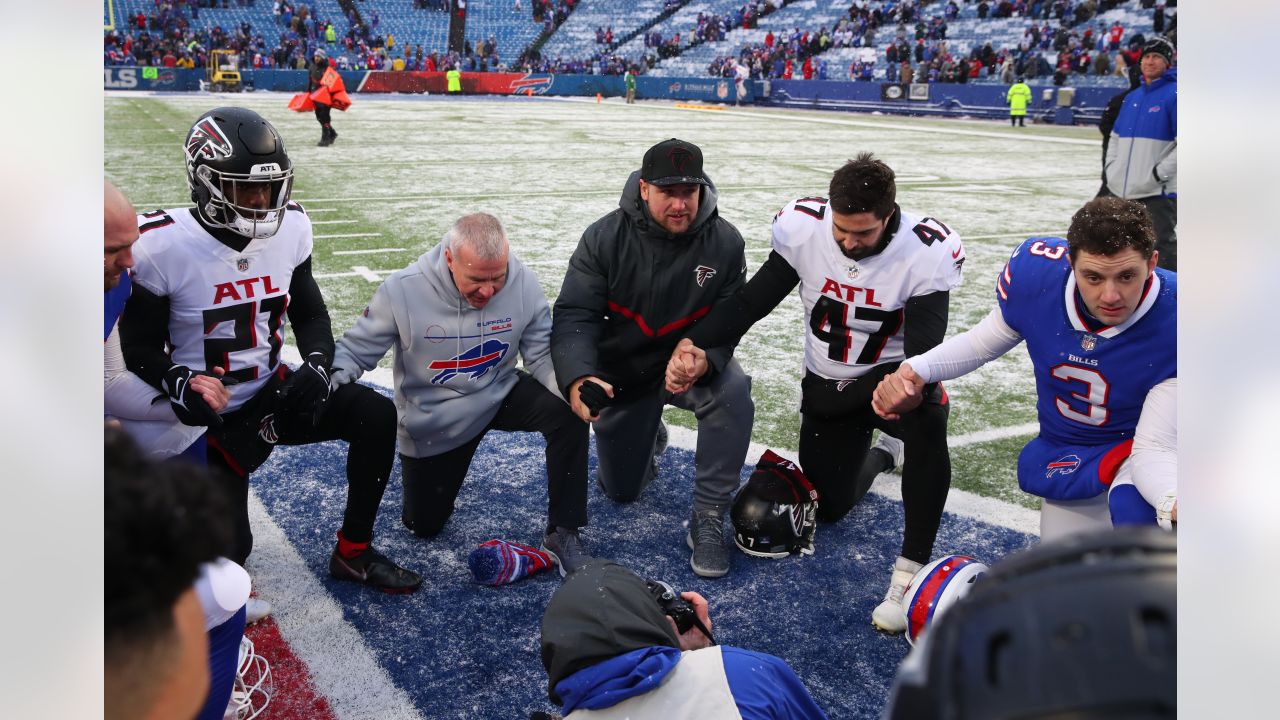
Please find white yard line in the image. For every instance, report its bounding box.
[315,232,383,239]
[332,248,407,256]
[311,219,360,225]
[314,269,400,280]
[350,266,382,282]
[246,494,425,720]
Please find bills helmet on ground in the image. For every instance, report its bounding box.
[731,450,819,558]
[901,554,988,645]
[884,527,1176,719]
[185,107,294,240]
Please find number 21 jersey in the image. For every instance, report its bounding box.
[130,205,313,413]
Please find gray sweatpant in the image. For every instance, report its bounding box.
[592,360,753,512]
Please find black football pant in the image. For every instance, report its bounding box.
[398,372,588,538]
[798,383,951,565]
[207,380,397,564]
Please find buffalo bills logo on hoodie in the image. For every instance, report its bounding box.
[428,339,510,384]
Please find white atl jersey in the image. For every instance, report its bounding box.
[772,197,965,380]
[130,205,313,412]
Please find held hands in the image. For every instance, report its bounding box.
[277,352,333,429]
[671,591,713,651]
[163,364,232,428]
[665,339,708,394]
[569,377,614,422]
[871,363,926,420]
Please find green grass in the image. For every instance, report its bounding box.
[105,93,1102,506]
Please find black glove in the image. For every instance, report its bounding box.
[276,353,332,430]
[578,379,613,417]
[162,364,224,429]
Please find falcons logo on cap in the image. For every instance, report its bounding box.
[185,117,233,162]
[668,146,694,172]
[694,265,716,287]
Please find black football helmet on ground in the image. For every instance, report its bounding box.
[730,450,819,558]
[185,107,294,239]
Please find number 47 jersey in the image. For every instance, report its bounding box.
[997,237,1177,446]
[772,198,965,380]
[130,206,313,413]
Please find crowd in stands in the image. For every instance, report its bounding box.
[103,0,1172,86]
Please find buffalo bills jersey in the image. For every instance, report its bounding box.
[772,198,965,380]
[129,204,312,413]
[997,237,1176,447]
[105,270,131,340]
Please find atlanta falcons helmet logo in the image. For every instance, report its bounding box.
[694,265,717,287]
[185,116,234,163]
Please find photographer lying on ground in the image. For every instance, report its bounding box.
[539,560,828,718]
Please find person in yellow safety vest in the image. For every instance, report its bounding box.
[446,67,462,93]
[325,23,336,45]
[1006,76,1032,127]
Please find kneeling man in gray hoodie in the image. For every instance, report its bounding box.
[331,212,592,575]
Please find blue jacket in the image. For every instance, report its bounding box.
[555,645,828,719]
[1104,67,1176,199]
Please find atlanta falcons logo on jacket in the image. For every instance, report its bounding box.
[695,265,717,287]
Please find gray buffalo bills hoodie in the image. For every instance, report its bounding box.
[331,242,559,457]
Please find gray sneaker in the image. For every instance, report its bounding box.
[542,526,592,577]
[686,508,730,578]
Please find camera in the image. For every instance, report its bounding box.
[645,579,697,634]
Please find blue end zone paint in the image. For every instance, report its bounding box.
[252,385,1035,718]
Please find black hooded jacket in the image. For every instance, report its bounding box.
[540,560,679,705]
[551,171,747,401]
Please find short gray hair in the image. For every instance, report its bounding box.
[443,212,508,260]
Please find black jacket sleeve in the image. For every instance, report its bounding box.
[686,250,799,350]
[903,289,949,395]
[287,255,335,361]
[119,284,174,390]
[551,232,610,395]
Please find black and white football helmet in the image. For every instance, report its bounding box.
[730,450,819,558]
[184,107,294,240]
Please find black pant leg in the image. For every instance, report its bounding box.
[877,387,952,564]
[489,373,589,530]
[204,447,254,564]
[280,382,397,544]
[799,410,876,522]
[313,102,332,127]
[398,436,482,538]
[1139,195,1177,272]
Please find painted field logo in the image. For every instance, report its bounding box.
[429,339,510,384]
[1045,454,1082,477]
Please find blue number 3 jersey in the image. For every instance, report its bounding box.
[997,237,1176,450]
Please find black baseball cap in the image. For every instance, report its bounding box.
[641,138,710,187]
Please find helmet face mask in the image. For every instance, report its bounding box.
[731,450,819,558]
[185,107,294,240]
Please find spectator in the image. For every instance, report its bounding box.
[551,139,754,579]
[309,48,338,146]
[540,560,829,718]
[331,213,593,575]
[1103,37,1176,270]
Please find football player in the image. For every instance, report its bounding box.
[120,107,420,593]
[873,196,1176,540]
[105,178,230,462]
[669,153,965,633]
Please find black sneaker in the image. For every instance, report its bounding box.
[686,508,730,578]
[328,545,422,594]
[542,526,592,577]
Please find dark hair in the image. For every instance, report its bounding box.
[1066,196,1156,261]
[104,429,232,704]
[828,152,896,218]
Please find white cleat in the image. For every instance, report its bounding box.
[871,556,922,633]
[872,432,905,473]
[245,597,273,625]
